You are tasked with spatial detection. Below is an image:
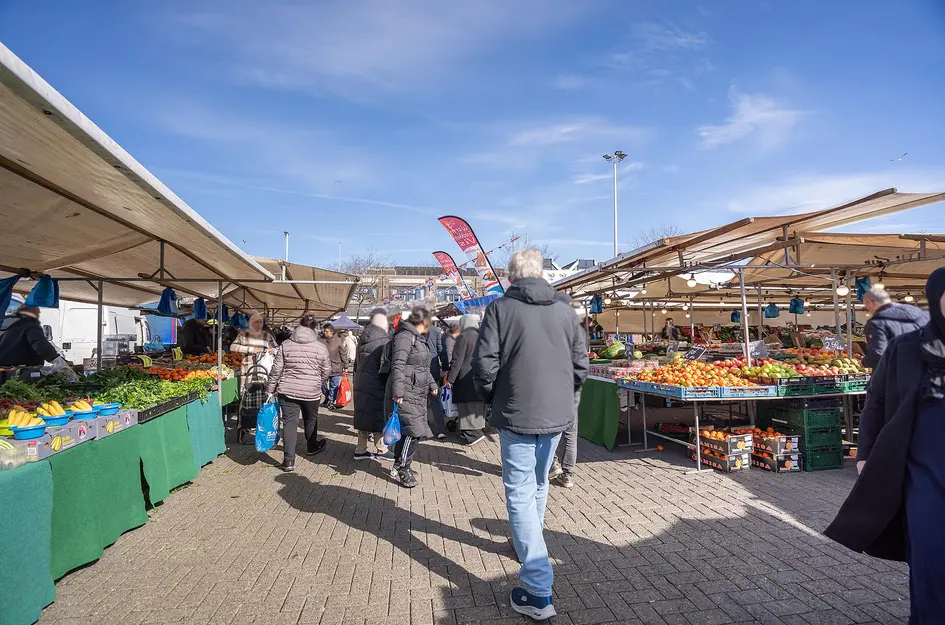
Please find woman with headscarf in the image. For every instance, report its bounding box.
[353,308,393,461]
[445,314,486,445]
[826,267,945,622]
[385,306,439,488]
[229,313,276,443]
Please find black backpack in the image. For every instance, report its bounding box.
[379,333,416,375]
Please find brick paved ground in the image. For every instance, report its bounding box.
[40,408,910,625]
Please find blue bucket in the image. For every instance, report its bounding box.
[72,410,97,420]
[11,424,47,440]
[95,403,121,416]
[41,411,72,427]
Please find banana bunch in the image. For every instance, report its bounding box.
[68,399,93,413]
[8,407,44,428]
[37,401,67,418]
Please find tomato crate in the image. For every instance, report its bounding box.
[758,404,842,429]
[719,385,778,398]
[803,447,845,472]
[751,452,802,473]
[696,431,753,455]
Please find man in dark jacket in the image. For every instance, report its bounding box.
[352,309,393,461]
[426,320,447,439]
[472,249,588,621]
[179,318,212,355]
[862,287,928,370]
[0,306,59,366]
[440,322,460,375]
[320,323,351,408]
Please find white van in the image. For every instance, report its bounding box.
[7,295,150,362]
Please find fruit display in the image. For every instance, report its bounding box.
[36,401,67,417]
[635,360,759,388]
[185,352,242,367]
[698,428,752,455]
[7,407,44,428]
[751,451,802,473]
[145,367,223,382]
[691,447,750,473]
[67,399,94,413]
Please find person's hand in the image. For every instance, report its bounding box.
[856,460,866,475]
[443,382,452,389]
[393,396,404,405]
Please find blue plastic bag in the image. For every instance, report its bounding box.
[255,396,281,453]
[382,404,402,446]
[25,276,59,308]
[157,287,179,315]
[764,303,780,318]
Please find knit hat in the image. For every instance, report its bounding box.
[369,307,387,317]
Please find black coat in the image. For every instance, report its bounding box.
[447,327,479,403]
[0,314,59,366]
[473,277,589,435]
[824,330,923,562]
[862,303,928,369]
[384,322,437,439]
[179,319,211,355]
[353,324,390,432]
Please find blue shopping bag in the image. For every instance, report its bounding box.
[382,404,402,446]
[255,396,281,453]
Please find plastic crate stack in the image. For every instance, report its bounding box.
[758,398,845,471]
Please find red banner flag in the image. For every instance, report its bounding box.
[438,216,504,295]
[433,251,476,298]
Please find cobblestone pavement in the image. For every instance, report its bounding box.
[40,408,910,625]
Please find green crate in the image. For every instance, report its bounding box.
[840,380,868,393]
[758,404,842,429]
[803,447,845,472]
[793,426,842,449]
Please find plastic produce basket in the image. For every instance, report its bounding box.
[794,426,842,449]
[803,447,845,472]
[720,385,778,398]
[651,384,721,399]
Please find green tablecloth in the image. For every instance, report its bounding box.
[220,377,238,405]
[0,461,55,625]
[137,407,198,506]
[47,427,149,580]
[578,378,621,451]
[186,391,227,471]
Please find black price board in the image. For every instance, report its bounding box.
[822,335,846,352]
[684,345,707,360]
[743,340,768,359]
[666,340,680,355]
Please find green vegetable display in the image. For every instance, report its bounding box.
[96,377,212,410]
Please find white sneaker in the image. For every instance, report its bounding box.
[437,433,446,440]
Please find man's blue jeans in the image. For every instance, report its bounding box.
[499,428,562,598]
[322,376,341,404]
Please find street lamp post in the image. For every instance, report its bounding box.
[603,151,627,258]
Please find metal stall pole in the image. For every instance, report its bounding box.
[757,286,764,340]
[832,268,842,337]
[96,280,104,371]
[846,277,854,358]
[689,296,695,340]
[688,403,703,473]
[739,269,752,367]
[217,281,224,412]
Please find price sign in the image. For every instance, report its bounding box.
[666,341,680,355]
[822,335,846,352]
[744,340,768,359]
[684,345,707,360]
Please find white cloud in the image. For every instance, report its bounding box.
[633,22,709,51]
[724,169,945,215]
[175,0,580,98]
[662,164,682,174]
[623,161,646,174]
[574,173,611,185]
[551,74,588,90]
[508,118,650,148]
[698,88,802,149]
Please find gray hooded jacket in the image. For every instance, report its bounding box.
[268,326,331,401]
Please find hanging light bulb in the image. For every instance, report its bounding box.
[904,294,915,303]
[874,281,885,291]
[681,303,688,310]
[641,285,648,295]
[806,312,811,317]
[603,297,612,305]
[686,277,697,288]
[685,312,691,318]
[661,308,667,314]
[836,285,850,297]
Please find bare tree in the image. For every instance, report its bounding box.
[494,231,559,269]
[337,250,393,319]
[630,223,683,249]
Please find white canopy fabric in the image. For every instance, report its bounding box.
[0,41,273,308]
[225,258,358,323]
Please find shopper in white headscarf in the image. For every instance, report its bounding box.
[446,314,486,445]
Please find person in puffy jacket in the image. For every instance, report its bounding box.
[472,249,588,621]
[353,309,393,461]
[862,287,929,369]
[0,306,59,367]
[445,314,484,445]
[268,315,331,472]
[384,306,439,488]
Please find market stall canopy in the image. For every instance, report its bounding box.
[328,314,361,330]
[0,42,273,308]
[224,258,357,323]
[555,189,945,302]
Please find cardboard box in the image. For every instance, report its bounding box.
[10,434,54,462]
[690,447,751,473]
[754,434,801,455]
[751,452,802,473]
[95,410,138,439]
[697,431,752,456]
[46,419,95,452]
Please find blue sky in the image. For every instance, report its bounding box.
[2,1,944,268]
